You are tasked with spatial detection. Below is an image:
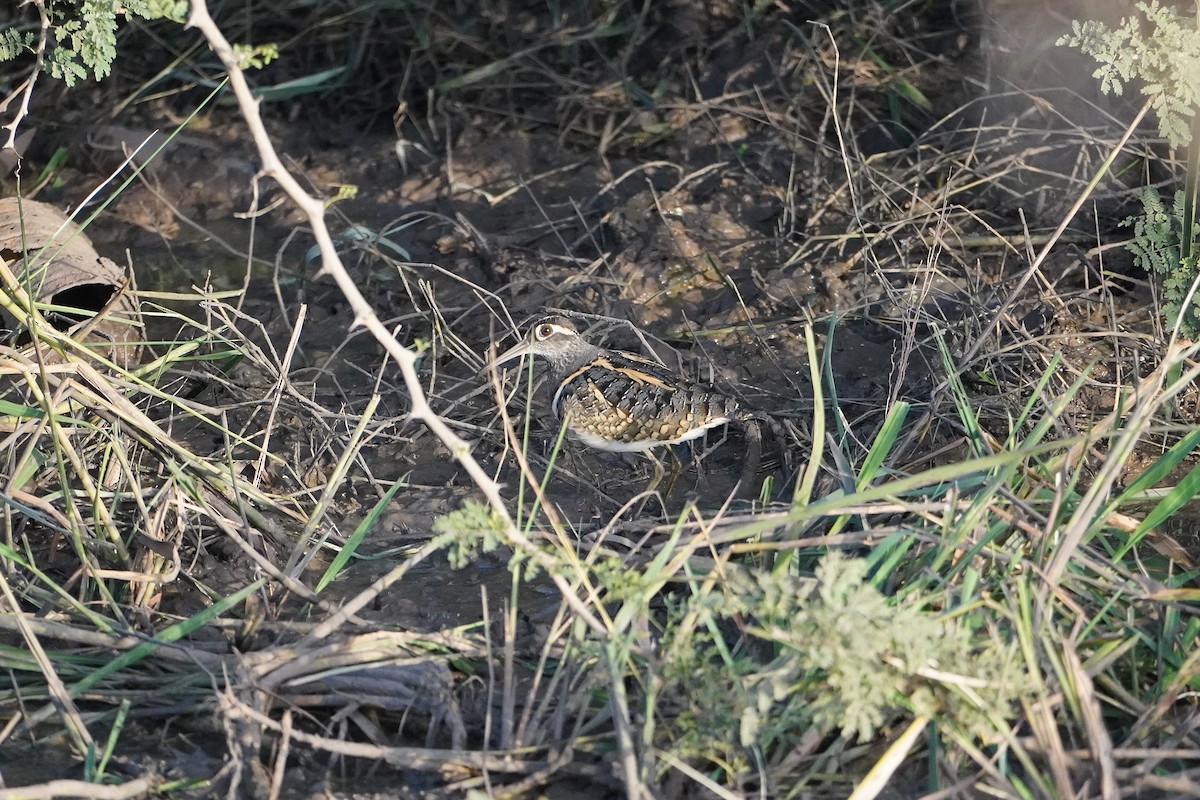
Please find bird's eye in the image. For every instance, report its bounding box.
[535,324,554,340]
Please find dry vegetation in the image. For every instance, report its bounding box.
[1,0,1200,797]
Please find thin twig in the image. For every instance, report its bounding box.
[1,0,48,154]
[184,0,514,529]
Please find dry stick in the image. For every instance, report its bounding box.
[222,690,549,773]
[183,11,627,794]
[0,0,48,154]
[0,613,227,665]
[268,709,293,800]
[184,0,511,526]
[0,569,93,754]
[1062,635,1117,800]
[0,779,157,800]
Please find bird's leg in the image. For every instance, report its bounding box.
[662,445,684,497]
[641,450,666,496]
[736,418,763,500]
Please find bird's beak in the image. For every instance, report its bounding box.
[479,339,534,376]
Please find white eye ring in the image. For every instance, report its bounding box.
[535,324,555,340]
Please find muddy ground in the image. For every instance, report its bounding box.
[29,1,1160,504]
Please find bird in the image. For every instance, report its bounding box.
[481,315,759,496]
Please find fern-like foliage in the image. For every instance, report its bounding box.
[431,499,512,571]
[47,0,119,85]
[659,551,1027,769]
[1124,187,1200,337]
[1061,1,1200,339]
[0,29,35,63]
[4,0,188,87]
[1058,0,1200,148]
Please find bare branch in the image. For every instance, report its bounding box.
[1,0,50,154]
[184,0,512,525]
[183,1,608,635]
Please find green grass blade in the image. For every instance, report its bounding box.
[316,476,407,593]
[856,401,909,490]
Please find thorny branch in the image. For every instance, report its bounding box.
[184,0,608,635]
[185,1,511,524]
[1,0,49,154]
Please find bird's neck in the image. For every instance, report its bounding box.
[547,342,603,384]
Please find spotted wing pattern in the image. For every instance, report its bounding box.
[552,349,743,452]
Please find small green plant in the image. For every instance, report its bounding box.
[1060,0,1200,339]
[1123,187,1200,336]
[658,551,1025,774]
[433,499,511,569]
[1058,0,1200,150]
[2,0,188,87]
[232,41,279,70]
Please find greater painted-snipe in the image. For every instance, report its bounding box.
[482,315,758,495]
